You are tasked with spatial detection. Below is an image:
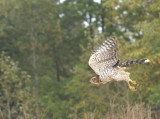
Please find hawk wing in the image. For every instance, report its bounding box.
[88,37,119,75]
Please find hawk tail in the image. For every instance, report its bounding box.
[119,59,150,67]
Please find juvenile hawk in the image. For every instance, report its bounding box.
[88,37,150,91]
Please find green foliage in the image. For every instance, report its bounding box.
[0,52,35,119]
[0,0,160,118]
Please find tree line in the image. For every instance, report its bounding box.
[0,0,160,118]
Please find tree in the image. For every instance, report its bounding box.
[0,52,35,119]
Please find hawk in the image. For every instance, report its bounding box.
[88,37,150,91]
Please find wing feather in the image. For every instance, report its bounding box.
[88,37,119,75]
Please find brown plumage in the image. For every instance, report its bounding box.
[88,37,150,91]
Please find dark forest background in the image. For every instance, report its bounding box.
[0,0,160,118]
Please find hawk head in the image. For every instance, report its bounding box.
[90,75,112,85]
[90,75,103,85]
[90,76,99,84]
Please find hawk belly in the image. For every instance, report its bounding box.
[99,67,131,83]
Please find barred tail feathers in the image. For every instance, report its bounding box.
[119,59,150,67]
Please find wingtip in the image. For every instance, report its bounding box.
[144,59,150,63]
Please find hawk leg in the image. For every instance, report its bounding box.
[127,80,137,91]
[130,80,136,85]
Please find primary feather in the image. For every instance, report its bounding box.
[88,37,119,76]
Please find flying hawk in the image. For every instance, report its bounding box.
[88,37,150,91]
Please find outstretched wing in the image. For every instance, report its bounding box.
[88,37,119,75]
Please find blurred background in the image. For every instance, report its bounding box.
[0,0,160,118]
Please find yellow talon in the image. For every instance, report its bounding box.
[130,80,136,85]
[129,86,136,91]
